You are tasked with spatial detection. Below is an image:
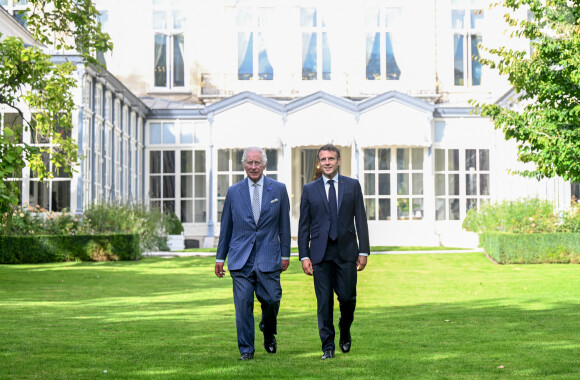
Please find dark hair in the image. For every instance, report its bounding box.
[317,144,341,160]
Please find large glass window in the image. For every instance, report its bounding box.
[217,149,245,220]
[435,148,490,220]
[300,8,331,80]
[153,0,185,89]
[1,0,28,27]
[363,147,424,221]
[364,7,402,80]
[452,0,484,86]
[180,150,207,223]
[237,7,274,80]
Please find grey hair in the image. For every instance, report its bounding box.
[241,147,268,166]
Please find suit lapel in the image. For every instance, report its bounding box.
[260,177,273,221]
[338,175,345,212]
[316,177,330,215]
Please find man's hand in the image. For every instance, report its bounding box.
[282,259,290,271]
[215,262,226,278]
[357,255,368,271]
[301,258,313,276]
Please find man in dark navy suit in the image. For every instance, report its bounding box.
[215,147,291,361]
[298,144,370,360]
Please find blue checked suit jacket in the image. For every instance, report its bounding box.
[216,176,291,272]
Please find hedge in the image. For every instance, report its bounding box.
[0,234,140,264]
[480,232,580,264]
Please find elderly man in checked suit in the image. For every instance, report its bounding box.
[215,147,291,361]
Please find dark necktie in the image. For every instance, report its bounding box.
[328,179,338,240]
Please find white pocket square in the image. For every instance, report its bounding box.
[271,198,279,203]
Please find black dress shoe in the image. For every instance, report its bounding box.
[339,339,351,353]
[239,352,254,361]
[264,334,277,354]
[321,350,335,360]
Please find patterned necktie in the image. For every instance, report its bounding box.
[252,183,260,225]
[328,179,338,240]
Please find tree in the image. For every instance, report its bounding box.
[0,0,112,212]
[471,0,580,182]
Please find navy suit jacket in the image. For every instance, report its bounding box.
[298,175,370,264]
[216,176,291,272]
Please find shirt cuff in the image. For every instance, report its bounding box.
[216,259,225,263]
[282,257,290,260]
[300,257,310,261]
[359,253,369,256]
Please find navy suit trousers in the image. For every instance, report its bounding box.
[230,245,282,354]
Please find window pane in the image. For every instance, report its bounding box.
[365,198,376,220]
[29,181,49,210]
[258,33,273,80]
[173,10,186,29]
[466,149,477,171]
[232,149,244,171]
[466,173,477,195]
[238,32,253,80]
[52,181,71,212]
[163,200,175,214]
[397,198,409,219]
[181,175,193,197]
[449,149,459,171]
[436,199,446,220]
[218,150,229,171]
[435,149,445,171]
[364,173,375,195]
[300,7,316,27]
[466,198,477,212]
[396,148,409,170]
[451,9,465,29]
[150,176,161,198]
[449,198,460,220]
[412,198,423,220]
[150,151,161,173]
[470,9,484,29]
[412,173,423,195]
[154,34,167,87]
[181,200,193,223]
[163,175,175,198]
[363,8,379,28]
[412,148,423,169]
[195,199,206,222]
[266,149,277,170]
[181,150,193,173]
[378,199,390,220]
[449,174,460,195]
[181,124,193,144]
[217,199,224,221]
[233,174,245,183]
[217,175,229,197]
[173,34,185,87]
[163,123,176,144]
[385,32,400,80]
[195,151,206,173]
[471,35,482,86]
[397,173,409,195]
[195,175,206,197]
[150,123,162,144]
[302,32,317,80]
[378,148,390,170]
[479,149,489,170]
[153,10,167,29]
[364,149,375,170]
[378,174,390,195]
[435,173,445,196]
[453,33,464,86]
[163,151,175,173]
[366,32,380,80]
[322,32,331,80]
[480,174,489,195]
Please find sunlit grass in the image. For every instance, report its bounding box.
[1,253,579,379]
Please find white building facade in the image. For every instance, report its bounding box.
[1,0,576,247]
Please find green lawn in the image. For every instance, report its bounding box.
[1,253,579,379]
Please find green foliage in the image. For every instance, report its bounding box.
[471,0,580,182]
[163,212,184,235]
[557,201,580,232]
[480,232,580,264]
[463,198,557,233]
[83,203,172,251]
[0,0,112,212]
[0,205,87,236]
[0,234,140,264]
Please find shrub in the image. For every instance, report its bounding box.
[0,204,87,236]
[463,198,557,234]
[163,212,184,235]
[557,202,580,233]
[480,232,580,264]
[83,202,170,251]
